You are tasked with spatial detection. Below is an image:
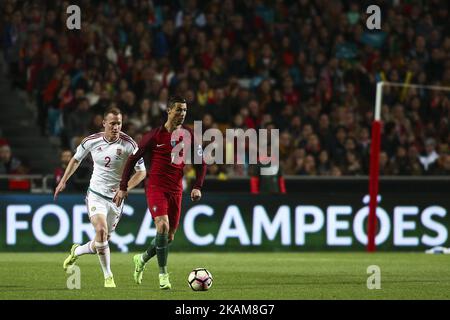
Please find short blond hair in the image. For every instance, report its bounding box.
[103,107,122,118]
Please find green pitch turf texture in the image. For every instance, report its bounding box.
[0,252,449,299]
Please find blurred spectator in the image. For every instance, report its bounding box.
[88,114,104,134]
[297,155,317,176]
[391,146,410,175]
[65,98,92,149]
[86,81,102,107]
[129,98,154,131]
[0,144,30,191]
[330,126,347,166]
[0,144,21,174]
[344,152,363,175]
[249,159,286,194]
[249,125,286,194]
[317,150,331,175]
[408,145,425,176]
[53,149,78,192]
[429,154,450,175]
[379,152,393,175]
[381,122,400,159]
[330,165,343,177]
[8,161,31,191]
[419,138,440,172]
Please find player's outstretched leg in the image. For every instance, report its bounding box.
[63,243,80,271]
[133,238,155,284]
[133,254,146,285]
[63,241,97,271]
[75,240,96,256]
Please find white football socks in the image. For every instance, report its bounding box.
[95,241,112,279]
[74,240,95,256]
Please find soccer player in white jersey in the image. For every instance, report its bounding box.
[54,107,146,288]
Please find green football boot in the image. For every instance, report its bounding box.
[63,244,80,271]
[133,254,146,285]
[159,273,172,290]
[104,276,116,288]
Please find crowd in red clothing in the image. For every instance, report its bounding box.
[1,0,449,178]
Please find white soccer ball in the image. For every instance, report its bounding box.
[188,268,213,291]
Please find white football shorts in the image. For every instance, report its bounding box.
[85,189,124,235]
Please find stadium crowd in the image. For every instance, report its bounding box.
[1,0,449,180]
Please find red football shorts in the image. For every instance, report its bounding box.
[146,191,183,230]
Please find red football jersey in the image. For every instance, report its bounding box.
[120,125,206,193]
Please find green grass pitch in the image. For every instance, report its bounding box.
[0,252,449,299]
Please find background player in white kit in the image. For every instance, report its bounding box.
[54,107,146,288]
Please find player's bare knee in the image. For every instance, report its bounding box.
[156,221,169,234]
[168,233,174,243]
[155,217,169,234]
[95,226,108,241]
[97,233,108,243]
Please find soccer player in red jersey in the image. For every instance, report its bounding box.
[114,95,207,289]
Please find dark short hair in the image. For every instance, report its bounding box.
[103,107,122,118]
[167,95,187,109]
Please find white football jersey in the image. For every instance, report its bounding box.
[74,132,146,199]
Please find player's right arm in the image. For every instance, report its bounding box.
[54,157,80,201]
[54,136,92,201]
